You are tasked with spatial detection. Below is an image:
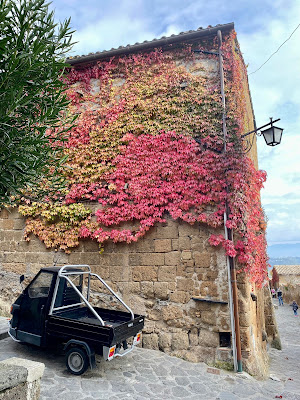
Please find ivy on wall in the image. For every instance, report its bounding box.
[18,32,269,286]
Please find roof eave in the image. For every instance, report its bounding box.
[67,22,234,66]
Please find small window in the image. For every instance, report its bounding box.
[219,332,231,348]
[28,272,53,299]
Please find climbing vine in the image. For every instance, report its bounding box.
[18,32,269,286]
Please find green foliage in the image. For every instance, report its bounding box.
[0,0,75,204]
[213,360,234,371]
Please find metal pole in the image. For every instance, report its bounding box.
[217,29,243,373]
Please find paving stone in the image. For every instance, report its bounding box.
[171,386,191,398]
[188,382,208,394]
[175,376,190,386]
[216,391,240,400]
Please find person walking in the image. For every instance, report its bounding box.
[292,300,298,316]
[277,288,283,306]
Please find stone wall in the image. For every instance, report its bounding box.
[0,207,230,361]
[0,207,278,377]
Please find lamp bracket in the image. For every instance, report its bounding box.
[241,118,280,138]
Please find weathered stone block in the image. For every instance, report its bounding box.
[143,320,156,334]
[154,239,172,253]
[191,237,205,251]
[171,332,189,350]
[1,263,26,274]
[158,266,176,282]
[140,281,154,298]
[132,266,158,281]
[178,222,196,237]
[194,252,211,268]
[200,281,218,298]
[239,311,251,327]
[69,251,84,265]
[147,309,161,321]
[171,239,179,250]
[108,253,128,266]
[140,253,164,266]
[0,208,9,219]
[176,278,194,292]
[109,265,130,282]
[201,310,217,325]
[240,328,251,350]
[199,329,219,347]
[25,253,54,265]
[92,265,110,280]
[162,305,183,321]
[189,332,199,346]
[169,291,190,303]
[127,282,141,294]
[204,270,219,280]
[142,333,159,349]
[13,219,25,230]
[216,348,233,363]
[193,345,216,363]
[219,316,230,331]
[83,241,101,252]
[153,282,169,299]
[182,260,194,269]
[158,332,172,349]
[178,236,191,250]
[181,250,192,260]
[2,219,14,230]
[129,253,140,266]
[165,251,180,266]
[130,239,155,253]
[156,223,178,239]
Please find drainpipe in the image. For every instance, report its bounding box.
[217,29,243,373]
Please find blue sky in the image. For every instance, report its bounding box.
[51,0,300,247]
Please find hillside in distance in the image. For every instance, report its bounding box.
[268,243,300,266]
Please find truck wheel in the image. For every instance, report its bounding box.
[66,347,89,375]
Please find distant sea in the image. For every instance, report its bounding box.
[268,242,300,266]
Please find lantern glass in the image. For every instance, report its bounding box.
[274,126,283,144]
[261,126,283,146]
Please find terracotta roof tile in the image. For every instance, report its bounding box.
[274,265,300,275]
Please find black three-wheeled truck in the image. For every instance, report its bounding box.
[9,265,144,375]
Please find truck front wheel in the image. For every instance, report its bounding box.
[66,346,89,375]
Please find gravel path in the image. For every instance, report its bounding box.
[0,304,299,399]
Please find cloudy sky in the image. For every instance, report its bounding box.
[51,0,300,248]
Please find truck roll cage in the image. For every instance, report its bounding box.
[49,265,135,326]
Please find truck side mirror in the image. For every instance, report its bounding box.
[20,274,25,290]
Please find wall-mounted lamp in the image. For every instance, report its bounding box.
[241,118,283,151]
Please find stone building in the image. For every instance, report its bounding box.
[0,22,279,378]
[274,265,300,287]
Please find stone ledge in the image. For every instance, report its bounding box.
[0,358,45,400]
[1,358,45,383]
[0,364,27,392]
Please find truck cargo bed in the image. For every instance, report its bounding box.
[47,305,144,351]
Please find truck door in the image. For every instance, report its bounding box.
[17,271,55,346]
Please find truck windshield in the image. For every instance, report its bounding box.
[28,272,54,298]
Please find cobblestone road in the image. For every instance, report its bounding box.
[0,304,299,399]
